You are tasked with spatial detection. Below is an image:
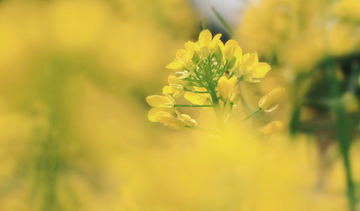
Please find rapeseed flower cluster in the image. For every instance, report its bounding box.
[147,30,284,133]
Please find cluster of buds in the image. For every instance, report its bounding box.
[146,30,285,135]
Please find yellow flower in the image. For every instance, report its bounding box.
[222,40,242,68]
[146,94,176,122]
[239,51,271,83]
[258,86,285,112]
[162,75,186,97]
[166,41,195,70]
[184,87,211,105]
[260,121,283,138]
[196,29,222,58]
[156,111,185,130]
[217,76,238,101]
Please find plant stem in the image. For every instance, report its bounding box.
[240,108,262,123]
[205,56,223,130]
[174,104,213,108]
[328,58,356,211]
[184,88,209,93]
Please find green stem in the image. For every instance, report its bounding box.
[328,58,356,211]
[174,104,213,108]
[215,62,228,81]
[205,56,223,129]
[240,108,262,123]
[184,88,209,93]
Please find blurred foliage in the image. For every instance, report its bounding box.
[237,0,360,210]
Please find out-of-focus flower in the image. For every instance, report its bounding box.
[146,94,176,122]
[334,0,360,22]
[260,121,283,138]
[258,86,285,112]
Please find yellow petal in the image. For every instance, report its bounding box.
[146,95,171,107]
[184,92,207,105]
[177,71,191,79]
[178,114,197,127]
[148,107,173,122]
[242,53,251,62]
[193,87,207,92]
[228,77,237,87]
[175,49,186,60]
[251,62,271,78]
[156,112,185,130]
[166,61,183,70]
[163,93,176,105]
[234,46,242,61]
[210,34,222,52]
[242,51,259,70]
[218,40,225,51]
[199,29,212,47]
[218,76,229,100]
[243,62,271,82]
[168,75,182,85]
[185,41,195,62]
[224,39,238,60]
[162,86,172,94]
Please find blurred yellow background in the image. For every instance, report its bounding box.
[0,0,360,210]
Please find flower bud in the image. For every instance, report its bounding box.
[258,86,285,112]
[218,76,237,101]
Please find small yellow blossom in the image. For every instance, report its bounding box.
[218,76,238,101]
[146,94,176,122]
[184,87,211,105]
[196,30,222,57]
[162,75,186,97]
[156,111,185,130]
[258,86,285,112]
[239,51,271,83]
[260,121,283,138]
[222,39,242,69]
[166,41,195,70]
